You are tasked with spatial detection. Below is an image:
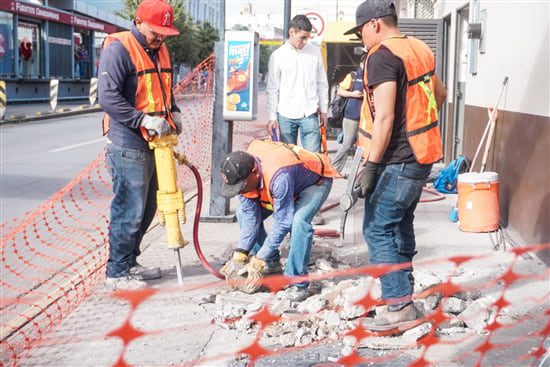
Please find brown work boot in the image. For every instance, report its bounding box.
[363,303,424,333]
[220,251,248,288]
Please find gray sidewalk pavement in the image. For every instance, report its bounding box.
[20,140,549,366]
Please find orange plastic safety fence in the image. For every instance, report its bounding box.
[0,57,216,366]
[15,244,550,367]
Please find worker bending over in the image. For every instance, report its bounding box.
[219,140,341,301]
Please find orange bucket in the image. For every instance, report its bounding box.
[457,172,500,232]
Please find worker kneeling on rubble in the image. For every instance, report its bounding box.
[219,140,341,301]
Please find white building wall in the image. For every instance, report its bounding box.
[436,1,549,118]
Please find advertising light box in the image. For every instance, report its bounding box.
[223,31,259,121]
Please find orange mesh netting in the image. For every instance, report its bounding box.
[1,56,216,364]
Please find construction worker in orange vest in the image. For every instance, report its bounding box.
[98,0,181,291]
[219,140,341,301]
[344,0,447,332]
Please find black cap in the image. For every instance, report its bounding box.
[220,151,255,198]
[344,0,397,36]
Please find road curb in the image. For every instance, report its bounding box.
[0,105,103,125]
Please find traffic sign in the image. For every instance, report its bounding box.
[305,11,325,39]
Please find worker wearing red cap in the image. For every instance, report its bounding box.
[98,0,182,291]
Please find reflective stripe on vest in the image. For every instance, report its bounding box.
[241,140,341,211]
[101,31,174,136]
[358,36,443,164]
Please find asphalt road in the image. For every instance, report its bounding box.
[0,111,105,224]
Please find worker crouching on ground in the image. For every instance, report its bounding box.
[219,140,341,301]
[345,0,446,332]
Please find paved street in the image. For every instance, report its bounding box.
[0,110,105,223]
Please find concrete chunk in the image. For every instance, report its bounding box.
[357,322,432,350]
[270,298,291,316]
[297,295,327,314]
[322,310,341,326]
[442,297,468,315]
[459,296,496,333]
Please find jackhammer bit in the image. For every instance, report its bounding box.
[339,146,364,242]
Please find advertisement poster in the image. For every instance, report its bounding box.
[0,24,14,75]
[225,40,251,113]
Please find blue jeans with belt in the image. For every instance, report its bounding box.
[278,113,320,152]
[362,161,432,304]
[105,142,157,278]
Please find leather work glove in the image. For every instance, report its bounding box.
[172,112,183,135]
[356,161,382,199]
[220,251,249,288]
[140,114,171,137]
[237,256,266,294]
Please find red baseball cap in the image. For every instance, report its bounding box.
[136,0,180,36]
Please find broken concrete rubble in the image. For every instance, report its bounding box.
[213,256,486,351]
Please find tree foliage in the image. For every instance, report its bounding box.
[115,0,219,66]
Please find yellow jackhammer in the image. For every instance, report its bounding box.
[148,134,187,285]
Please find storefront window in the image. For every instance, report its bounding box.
[18,21,41,78]
[74,29,90,79]
[0,11,14,76]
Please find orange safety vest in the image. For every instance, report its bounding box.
[358,35,443,164]
[101,31,175,138]
[242,140,341,211]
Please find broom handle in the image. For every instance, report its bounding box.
[470,77,508,172]
[480,108,498,172]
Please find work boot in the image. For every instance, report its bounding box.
[280,285,311,302]
[237,256,266,294]
[220,251,249,288]
[264,260,283,275]
[130,263,162,280]
[312,211,325,225]
[363,303,424,333]
[104,275,147,291]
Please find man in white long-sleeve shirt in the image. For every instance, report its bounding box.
[266,15,329,153]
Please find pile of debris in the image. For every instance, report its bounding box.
[209,255,498,352]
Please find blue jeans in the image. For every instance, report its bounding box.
[105,142,157,278]
[278,113,320,152]
[79,61,88,78]
[237,178,332,287]
[362,161,432,303]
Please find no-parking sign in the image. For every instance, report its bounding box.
[304,11,326,44]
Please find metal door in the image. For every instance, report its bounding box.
[452,6,470,158]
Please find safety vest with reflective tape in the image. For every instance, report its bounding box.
[241,140,341,211]
[101,31,175,137]
[358,35,443,164]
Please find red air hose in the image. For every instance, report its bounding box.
[419,187,446,202]
[185,162,225,280]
